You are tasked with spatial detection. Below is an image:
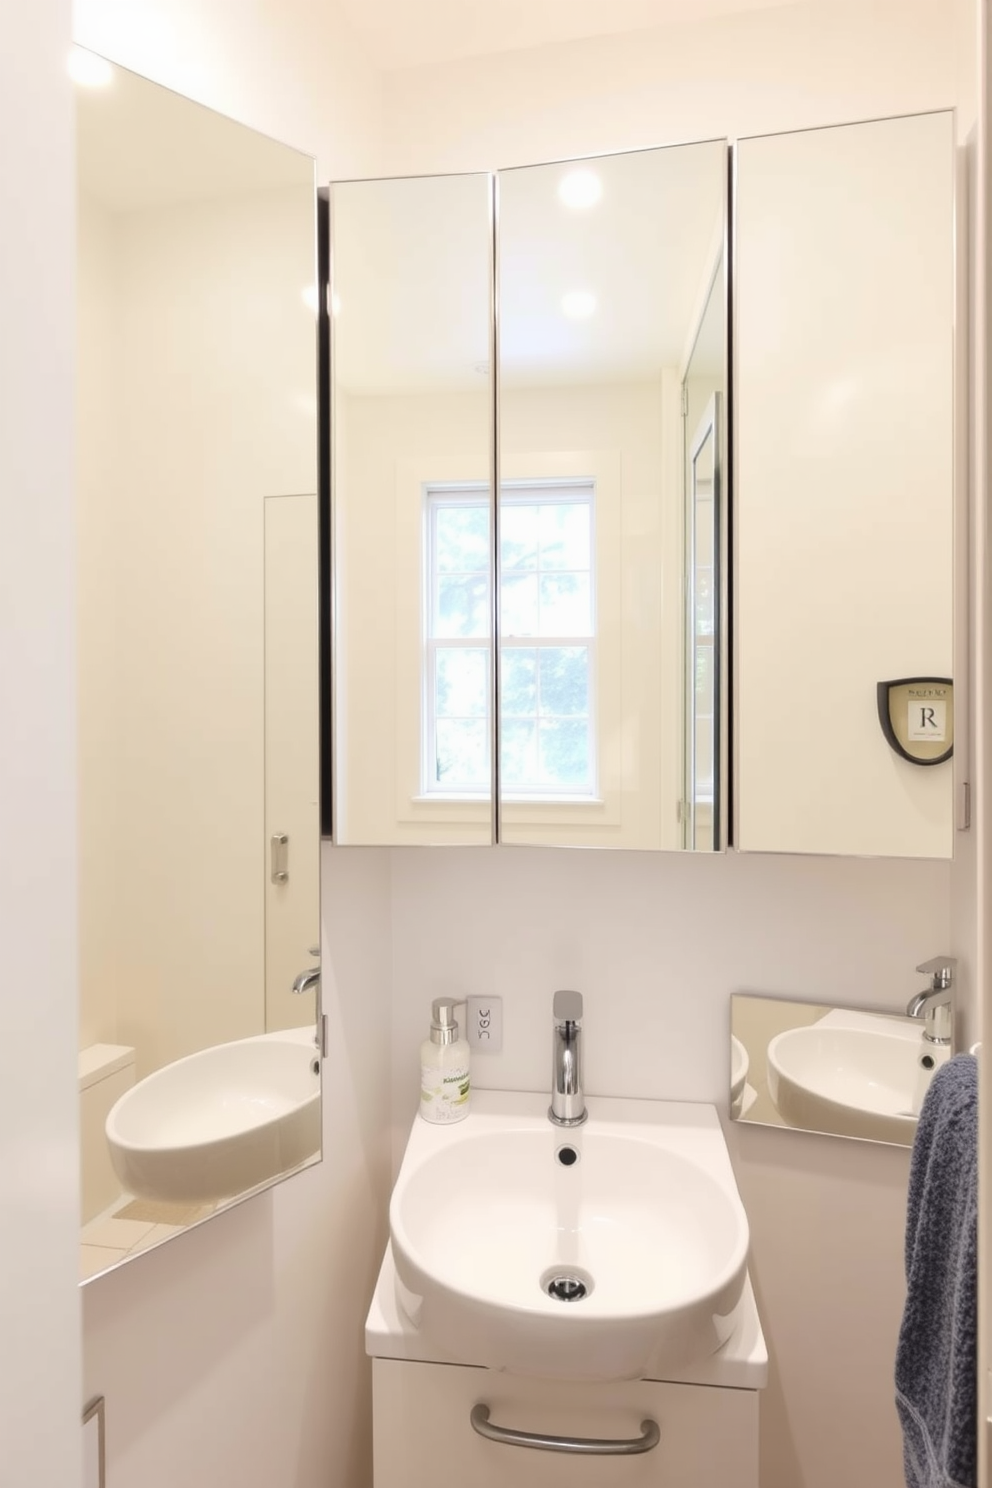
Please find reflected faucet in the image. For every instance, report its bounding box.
[292,945,321,997]
[549,989,587,1127]
[906,956,956,1046]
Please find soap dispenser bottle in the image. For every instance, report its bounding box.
[420,998,471,1124]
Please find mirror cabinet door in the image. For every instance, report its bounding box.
[330,174,495,845]
[76,52,321,1280]
[496,143,728,849]
[734,112,955,857]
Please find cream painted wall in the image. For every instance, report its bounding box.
[1,0,82,1483]
[338,380,681,848]
[380,0,957,173]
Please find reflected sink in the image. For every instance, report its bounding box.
[767,1012,945,1145]
[389,1091,749,1381]
[730,1034,749,1118]
[106,1026,320,1204]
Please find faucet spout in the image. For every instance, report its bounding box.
[906,956,956,1046]
[549,989,587,1127]
[291,966,320,996]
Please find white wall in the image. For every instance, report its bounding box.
[375,7,965,1488]
[0,0,82,1483]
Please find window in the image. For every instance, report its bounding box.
[423,481,596,800]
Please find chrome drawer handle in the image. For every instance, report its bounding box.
[469,1404,660,1455]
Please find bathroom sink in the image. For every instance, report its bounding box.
[105,1026,321,1204]
[766,1013,942,1145]
[388,1090,749,1381]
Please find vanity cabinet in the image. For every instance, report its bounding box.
[372,1359,759,1487]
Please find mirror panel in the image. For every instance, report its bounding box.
[76,51,320,1280]
[330,174,494,844]
[730,993,945,1148]
[735,112,955,857]
[497,142,728,848]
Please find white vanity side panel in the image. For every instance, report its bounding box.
[735,111,955,857]
[372,1358,758,1488]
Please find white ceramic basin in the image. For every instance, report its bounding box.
[389,1091,749,1381]
[767,1014,943,1145]
[106,1026,320,1204]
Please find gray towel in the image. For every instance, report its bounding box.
[895,1053,977,1488]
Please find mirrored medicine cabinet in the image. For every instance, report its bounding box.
[329,140,729,850]
[76,48,322,1282]
[326,109,956,860]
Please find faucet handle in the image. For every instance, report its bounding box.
[915,955,956,990]
[553,989,583,1024]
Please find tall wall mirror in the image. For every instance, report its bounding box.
[75,48,321,1282]
[328,141,728,849]
[734,111,955,858]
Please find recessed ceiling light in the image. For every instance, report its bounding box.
[68,47,113,88]
[561,290,597,320]
[558,170,602,211]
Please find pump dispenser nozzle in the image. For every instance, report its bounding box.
[430,998,460,1045]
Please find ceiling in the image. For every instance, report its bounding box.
[338,0,806,71]
[333,140,726,393]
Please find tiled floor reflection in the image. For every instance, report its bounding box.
[80,1196,215,1279]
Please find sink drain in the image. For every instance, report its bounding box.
[542,1269,592,1302]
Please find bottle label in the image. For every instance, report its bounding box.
[420,1063,470,1123]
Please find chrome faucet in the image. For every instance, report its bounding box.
[549,989,587,1127]
[906,955,956,1046]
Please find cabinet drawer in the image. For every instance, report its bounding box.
[373,1359,758,1488]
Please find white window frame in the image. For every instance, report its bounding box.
[421,478,598,802]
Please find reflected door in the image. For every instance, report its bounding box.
[684,395,721,850]
[265,494,320,1032]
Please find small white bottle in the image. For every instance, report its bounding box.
[420,998,471,1124]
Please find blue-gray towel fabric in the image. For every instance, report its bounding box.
[895,1052,977,1488]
